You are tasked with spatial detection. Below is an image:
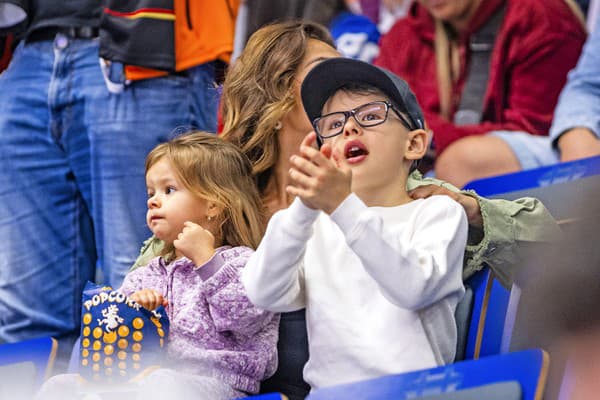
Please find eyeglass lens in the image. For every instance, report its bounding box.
[316,102,389,138]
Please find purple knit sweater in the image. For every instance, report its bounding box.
[119,246,280,394]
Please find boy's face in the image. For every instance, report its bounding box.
[320,91,415,196]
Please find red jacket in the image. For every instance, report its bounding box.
[375,0,586,155]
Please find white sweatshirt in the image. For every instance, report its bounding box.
[242,194,467,390]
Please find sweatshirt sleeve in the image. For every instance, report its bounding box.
[119,264,149,296]
[241,198,320,313]
[204,261,279,337]
[331,194,467,310]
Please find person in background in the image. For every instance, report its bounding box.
[376,0,587,188]
[0,0,239,367]
[443,16,600,169]
[36,132,279,400]
[347,0,412,33]
[550,20,600,162]
[321,0,412,63]
[238,0,346,48]
[330,11,382,63]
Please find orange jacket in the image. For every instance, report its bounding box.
[102,0,240,81]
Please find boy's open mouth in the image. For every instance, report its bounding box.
[344,140,369,161]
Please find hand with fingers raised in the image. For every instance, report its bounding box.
[287,132,352,214]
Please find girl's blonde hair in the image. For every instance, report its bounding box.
[145,132,265,257]
[220,20,335,195]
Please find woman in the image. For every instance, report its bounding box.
[375,0,586,187]
[133,19,562,398]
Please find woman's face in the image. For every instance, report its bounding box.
[418,0,481,30]
[282,39,340,135]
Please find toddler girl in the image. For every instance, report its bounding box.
[38,132,279,400]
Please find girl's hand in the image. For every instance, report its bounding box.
[286,132,352,214]
[173,221,216,266]
[130,289,167,310]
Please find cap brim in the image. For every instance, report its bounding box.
[301,58,405,124]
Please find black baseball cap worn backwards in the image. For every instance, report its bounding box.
[301,57,424,131]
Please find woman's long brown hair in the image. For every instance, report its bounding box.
[220,20,335,196]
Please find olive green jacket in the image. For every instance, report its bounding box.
[132,171,563,288]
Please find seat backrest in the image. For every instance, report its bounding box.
[239,394,289,400]
[462,155,600,199]
[307,348,550,400]
[67,336,81,373]
[0,361,38,400]
[465,266,512,360]
[413,381,522,400]
[0,336,57,389]
[259,309,310,400]
[453,283,474,362]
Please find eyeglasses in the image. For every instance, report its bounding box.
[312,101,414,140]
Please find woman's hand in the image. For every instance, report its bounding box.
[130,289,167,310]
[286,132,352,214]
[174,221,216,267]
[409,184,483,228]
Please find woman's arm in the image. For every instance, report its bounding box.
[550,23,600,161]
[407,171,562,287]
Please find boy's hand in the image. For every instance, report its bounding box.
[287,132,352,214]
[131,289,168,310]
[173,221,216,266]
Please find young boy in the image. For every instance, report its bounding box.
[242,58,468,390]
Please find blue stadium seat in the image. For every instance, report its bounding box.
[0,336,58,391]
[462,155,600,197]
[67,336,80,373]
[465,266,512,359]
[306,348,549,400]
[241,394,287,400]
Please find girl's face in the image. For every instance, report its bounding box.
[281,39,340,135]
[145,158,211,244]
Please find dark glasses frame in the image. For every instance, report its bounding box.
[312,101,415,140]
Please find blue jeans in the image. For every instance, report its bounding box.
[0,35,218,345]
